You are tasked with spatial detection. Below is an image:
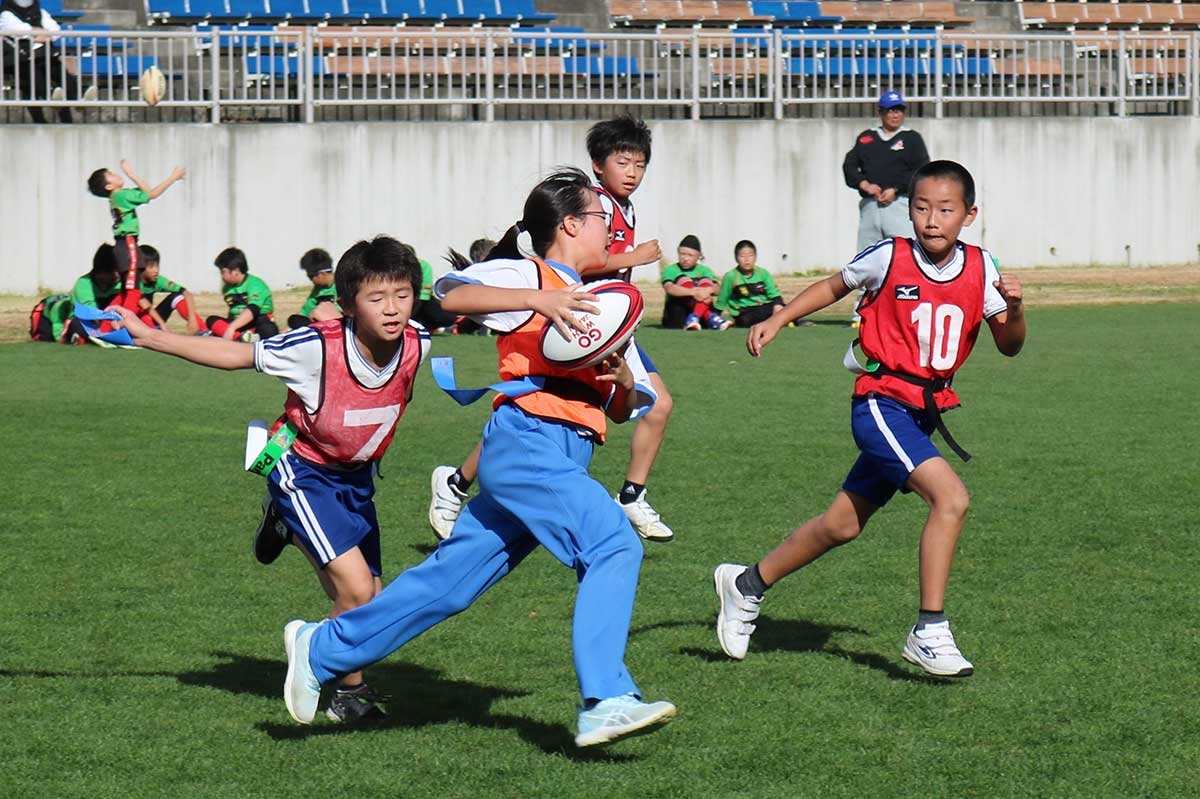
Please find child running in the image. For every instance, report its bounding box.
[281,169,676,747]
[714,161,1026,677]
[428,116,676,544]
[111,236,431,723]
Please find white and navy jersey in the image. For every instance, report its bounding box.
[254,318,432,414]
[842,238,1008,320]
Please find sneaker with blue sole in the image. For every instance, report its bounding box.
[283,619,324,724]
[574,694,677,747]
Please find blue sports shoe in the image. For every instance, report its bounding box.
[684,313,701,331]
[574,694,677,747]
[283,619,324,724]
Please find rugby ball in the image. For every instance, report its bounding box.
[140,67,166,106]
[540,280,644,370]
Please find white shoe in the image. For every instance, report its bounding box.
[713,563,760,660]
[428,465,467,541]
[574,694,676,747]
[901,621,974,677]
[283,619,324,724]
[616,489,674,542]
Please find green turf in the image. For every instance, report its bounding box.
[1,306,1197,798]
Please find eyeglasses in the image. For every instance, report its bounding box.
[575,210,612,228]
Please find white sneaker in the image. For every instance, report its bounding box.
[574,694,676,747]
[901,621,974,677]
[713,563,761,660]
[283,619,324,724]
[616,489,674,542]
[428,465,467,541]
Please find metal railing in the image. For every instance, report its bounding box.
[2,27,1198,122]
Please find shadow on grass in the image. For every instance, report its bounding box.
[176,652,634,761]
[409,542,439,557]
[679,617,963,686]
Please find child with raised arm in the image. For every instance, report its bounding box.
[714,161,1026,677]
[281,169,676,747]
[87,160,185,312]
[112,236,431,723]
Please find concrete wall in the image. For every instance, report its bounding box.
[2,117,1197,295]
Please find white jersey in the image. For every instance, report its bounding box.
[253,318,431,414]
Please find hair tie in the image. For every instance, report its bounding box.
[515,220,526,233]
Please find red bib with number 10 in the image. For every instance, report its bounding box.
[283,319,423,465]
[539,279,644,370]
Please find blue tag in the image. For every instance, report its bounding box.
[431,356,544,406]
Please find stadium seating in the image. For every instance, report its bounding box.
[39,0,85,19]
[817,2,973,27]
[1020,3,1200,30]
[609,1,775,25]
[145,0,555,24]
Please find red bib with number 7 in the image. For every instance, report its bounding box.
[854,238,986,412]
[284,318,422,466]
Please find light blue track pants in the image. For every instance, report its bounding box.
[307,402,644,702]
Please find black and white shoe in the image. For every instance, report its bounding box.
[254,496,291,565]
[326,684,389,724]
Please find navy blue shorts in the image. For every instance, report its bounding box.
[634,340,657,374]
[267,451,382,576]
[842,395,942,508]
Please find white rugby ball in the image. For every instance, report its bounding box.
[140,66,166,106]
[540,280,645,370]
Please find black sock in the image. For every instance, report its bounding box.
[449,469,472,493]
[337,682,366,695]
[618,481,645,504]
[916,608,946,630]
[735,564,770,598]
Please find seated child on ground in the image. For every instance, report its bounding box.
[206,247,279,342]
[136,245,206,334]
[660,235,731,330]
[287,248,342,330]
[716,240,789,328]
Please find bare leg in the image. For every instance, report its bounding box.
[626,372,672,485]
[757,490,879,586]
[903,457,970,612]
[458,439,483,483]
[295,544,378,688]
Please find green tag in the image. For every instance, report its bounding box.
[248,420,298,476]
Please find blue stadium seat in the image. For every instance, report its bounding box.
[498,0,553,21]
[189,0,231,18]
[461,0,497,19]
[422,0,462,19]
[753,1,840,24]
[787,56,988,77]
[381,0,420,17]
[243,54,327,76]
[347,0,384,18]
[306,0,346,18]
[75,55,160,77]
[783,28,944,53]
[265,0,305,18]
[147,0,189,18]
[61,24,125,50]
[197,24,282,50]
[564,55,642,77]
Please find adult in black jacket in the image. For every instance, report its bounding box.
[0,0,86,123]
[842,90,930,252]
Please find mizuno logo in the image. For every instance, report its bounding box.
[895,285,920,300]
[919,646,936,658]
[613,230,627,242]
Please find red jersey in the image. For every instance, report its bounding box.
[594,184,636,282]
[284,319,423,466]
[854,238,987,412]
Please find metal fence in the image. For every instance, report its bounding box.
[2,27,1197,122]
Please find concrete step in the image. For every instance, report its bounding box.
[957,1,1023,34]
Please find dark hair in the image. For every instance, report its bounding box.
[488,168,596,261]
[908,159,976,208]
[138,244,160,266]
[299,248,334,277]
[586,115,652,167]
[214,247,249,274]
[734,239,757,256]
[90,244,118,292]
[335,235,422,306]
[469,238,496,264]
[87,168,111,198]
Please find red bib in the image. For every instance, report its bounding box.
[854,238,986,412]
[284,319,422,465]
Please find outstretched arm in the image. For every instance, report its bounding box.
[111,306,254,370]
[747,274,851,357]
[440,282,599,340]
[120,159,186,199]
[986,273,1026,356]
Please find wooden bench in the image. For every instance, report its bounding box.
[1022,3,1200,28]
[818,2,974,26]
[610,0,772,24]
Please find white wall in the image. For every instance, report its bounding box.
[2,117,1197,295]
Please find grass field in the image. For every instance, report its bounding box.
[1,304,1197,798]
